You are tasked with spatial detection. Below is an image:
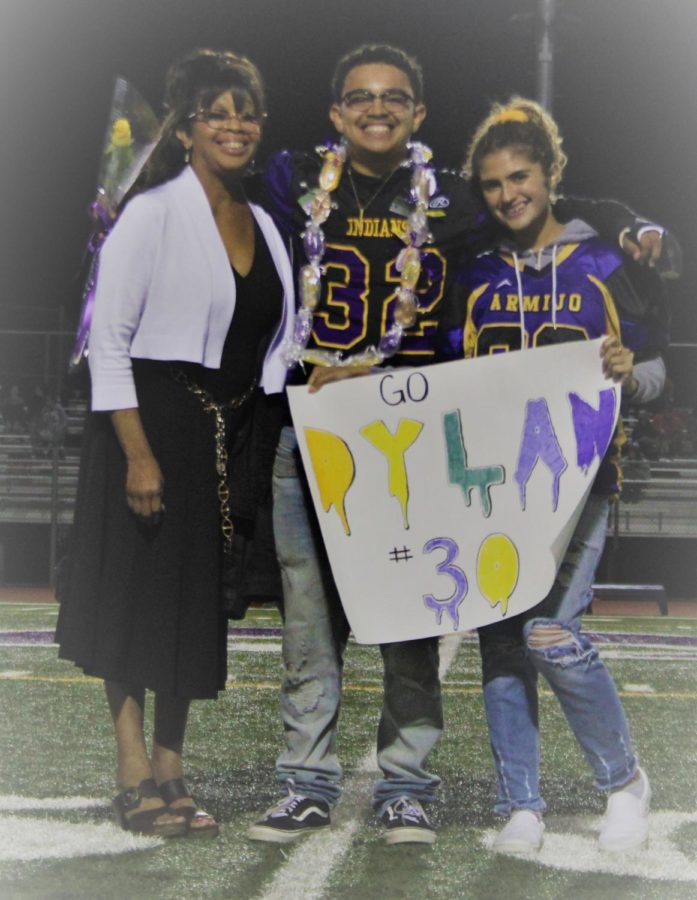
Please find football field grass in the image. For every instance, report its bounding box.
[1,599,696,899]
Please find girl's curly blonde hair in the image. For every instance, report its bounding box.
[464,96,567,200]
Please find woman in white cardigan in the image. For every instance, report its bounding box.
[57,49,295,838]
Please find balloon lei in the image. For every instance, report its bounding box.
[281,140,437,369]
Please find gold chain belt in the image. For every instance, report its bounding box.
[171,368,256,556]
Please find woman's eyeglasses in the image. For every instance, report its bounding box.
[189,109,266,132]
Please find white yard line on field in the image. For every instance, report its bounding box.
[481,811,697,882]
[0,795,107,811]
[0,816,159,861]
[256,633,464,900]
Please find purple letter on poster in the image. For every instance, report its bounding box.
[568,389,617,473]
[514,398,567,511]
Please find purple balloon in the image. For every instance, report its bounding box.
[378,325,404,355]
[303,226,325,261]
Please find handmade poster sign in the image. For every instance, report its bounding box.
[287,338,619,644]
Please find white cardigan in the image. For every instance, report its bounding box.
[88,166,295,411]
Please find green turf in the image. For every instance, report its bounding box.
[1,604,696,899]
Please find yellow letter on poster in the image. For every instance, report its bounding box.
[305,428,355,535]
[360,419,423,529]
[476,533,519,616]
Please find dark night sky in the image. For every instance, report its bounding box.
[1,0,696,355]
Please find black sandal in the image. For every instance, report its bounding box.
[158,777,220,838]
[112,777,188,838]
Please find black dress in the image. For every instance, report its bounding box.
[56,222,282,699]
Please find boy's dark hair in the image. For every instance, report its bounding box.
[331,44,424,103]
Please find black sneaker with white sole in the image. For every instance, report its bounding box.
[380,796,436,844]
[248,790,331,843]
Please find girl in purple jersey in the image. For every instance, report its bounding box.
[451,98,665,855]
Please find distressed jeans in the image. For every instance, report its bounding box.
[272,426,443,809]
[478,493,637,815]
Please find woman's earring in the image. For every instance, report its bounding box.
[184,146,191,164]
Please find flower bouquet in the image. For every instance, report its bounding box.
[70,77,160,368]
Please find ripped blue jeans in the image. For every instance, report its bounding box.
[272,426,442,808]
[478,493,637,815]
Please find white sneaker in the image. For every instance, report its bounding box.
[492,809,544,855]
[598,767,651,852]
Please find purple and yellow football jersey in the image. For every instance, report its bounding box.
[438,237,665,495]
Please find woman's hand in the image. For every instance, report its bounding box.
[110,408,165,520]
[600,337,638,397]
[125,454,165,519]
[307,364,374,393]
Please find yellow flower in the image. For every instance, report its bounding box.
[111,117,132,148]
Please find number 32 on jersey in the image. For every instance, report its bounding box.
[311,244,446,357]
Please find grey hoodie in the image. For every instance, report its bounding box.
[497,219,665,403]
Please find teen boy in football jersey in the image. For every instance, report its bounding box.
[248,44,665,846]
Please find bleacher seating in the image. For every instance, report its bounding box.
[615,458,697,538]
[1,402,696,533]
[0,431,79,524]
[65,396,88,443]
[0,393,85,526]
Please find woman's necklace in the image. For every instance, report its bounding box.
[347,166,397,226]
[281,140,437,370]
